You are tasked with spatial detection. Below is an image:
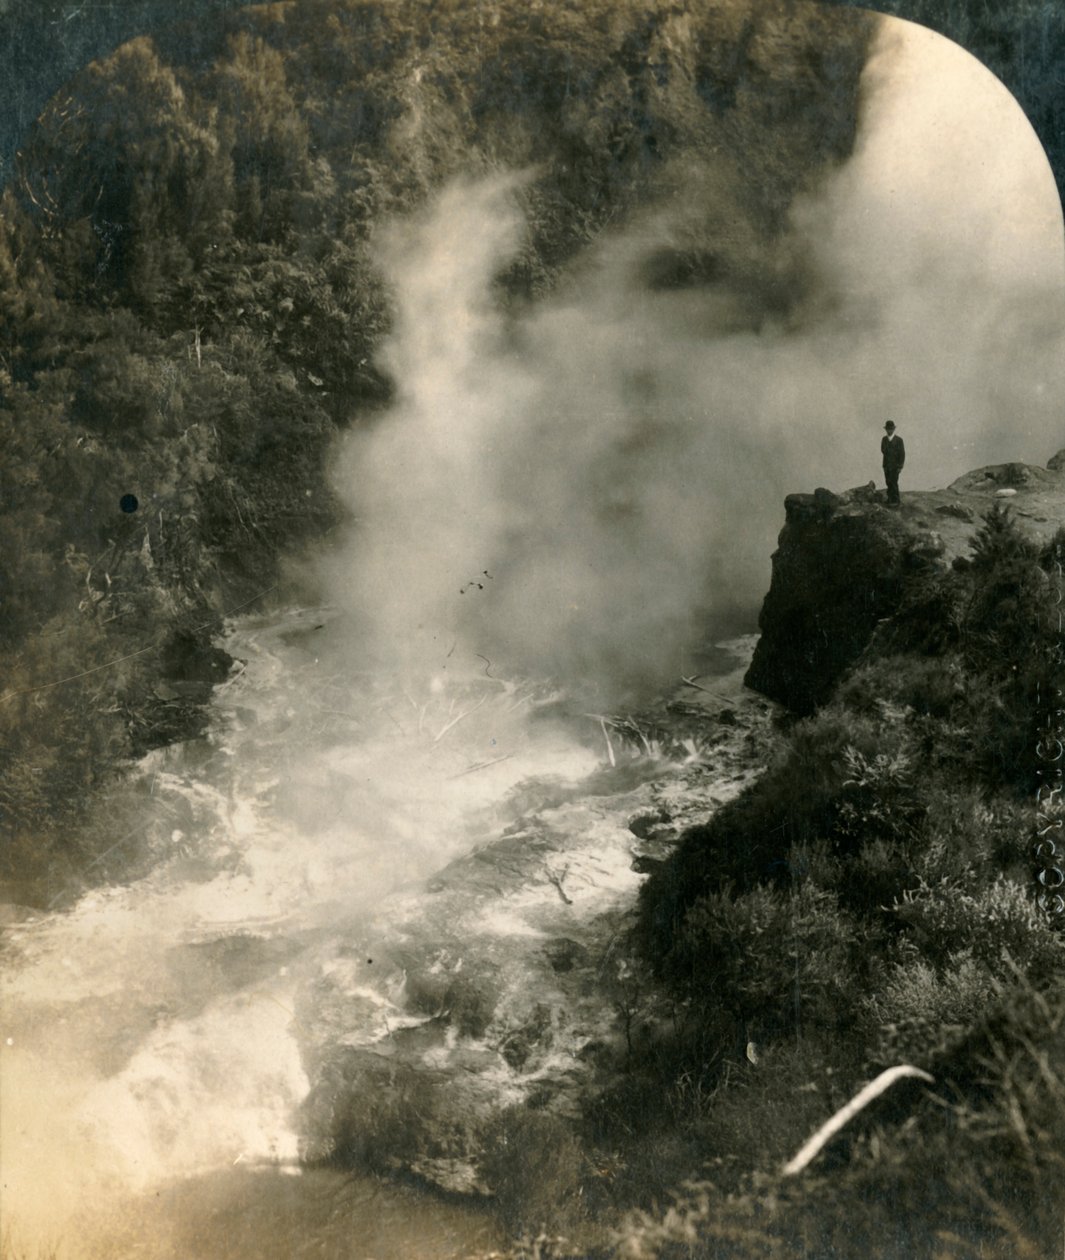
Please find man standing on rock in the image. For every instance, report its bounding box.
[881,420,905,506]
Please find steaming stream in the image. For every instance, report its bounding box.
[1,11,1062,1253]
[0,605,615,1259]
[0,599,765,1258]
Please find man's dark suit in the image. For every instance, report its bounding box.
[882,432,905,505]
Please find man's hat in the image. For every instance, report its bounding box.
[884,421,896,431]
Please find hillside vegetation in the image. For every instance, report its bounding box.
[609,502,1065,1258]
[0,0,874,903]
[473,502,1065,1259]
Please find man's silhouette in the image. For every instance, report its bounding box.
[881,421,905,506]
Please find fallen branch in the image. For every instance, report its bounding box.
[621,716,654,757]
[449,754,513,779]
[681,675,732,705]
[582,712,619,766]
[586,712,665,761]
[546,865,573,905]
[214,662,248,693]
[433,693,487,743]
[782,1064,935,1176]
[600,717,616,766]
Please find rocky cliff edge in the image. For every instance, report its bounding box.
[745,454,1065,714]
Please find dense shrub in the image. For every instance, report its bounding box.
[637,701,919,961]
[862,954,995,1065]
[909,788,1028,882]
[965,507,1051,675]
[892,874,1065,976]
[609,972,1065,1260]
[839,653,967,723]
[670,883,858,1036]
[962,509,1064,793]
[479,1109,588,1238]
[642,506,1062,976]
[627,503,1065,1259]
[861,510,1065,795]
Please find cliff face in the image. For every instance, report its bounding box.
[745,458,1065,713]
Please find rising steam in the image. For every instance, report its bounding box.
[323,20,1064,702]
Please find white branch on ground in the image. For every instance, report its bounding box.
[782,1064,935,1176]
[433,693,488,743]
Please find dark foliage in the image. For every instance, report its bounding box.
[627,506,1065,1256]
[479,1109,589,1238]
[642,506,1063,987]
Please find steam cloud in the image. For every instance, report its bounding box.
[325,27,1065,701]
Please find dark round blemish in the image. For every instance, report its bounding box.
[367,958,373,965]
[120,494,139,514]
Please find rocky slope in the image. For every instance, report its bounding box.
[746,454,1065,713]
[626,452,1065,1260]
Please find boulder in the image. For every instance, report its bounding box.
[841,481,879,504]
[949,463,1055,493]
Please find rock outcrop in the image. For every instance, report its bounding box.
[745,461,1065,713]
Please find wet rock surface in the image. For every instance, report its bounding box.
[293,646,772,1194]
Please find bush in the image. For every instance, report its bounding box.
[861,954,998,1066]
[873,568,968,658]
[637,703,919,967]
[969,502,1039,572]
[615,974,1065,1260]
[670,883,858,1036]
[910,788,1028,883]
[479,1109,588,1238]
[638,703,906,956]
[680,1032,866,1181]
[864,509,1065,797]
[629,515,1065,1259]
[892,874,1065,976]
[834,745,917,847]
[840,654,967,722]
